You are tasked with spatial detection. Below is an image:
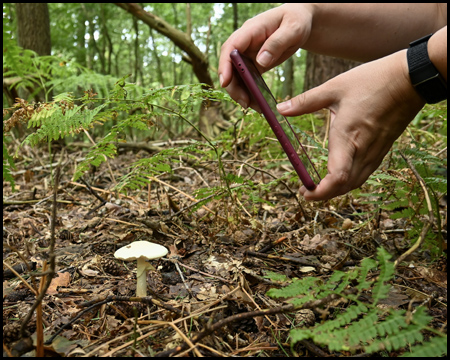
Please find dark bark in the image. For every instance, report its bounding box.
[303,52,362,91]
[15,3,51,56]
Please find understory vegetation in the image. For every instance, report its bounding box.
[3,8,447,357]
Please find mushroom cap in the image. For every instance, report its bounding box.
[114,240,168,261]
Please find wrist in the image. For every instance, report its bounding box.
[393,49,426,110]
[407,32,447,104]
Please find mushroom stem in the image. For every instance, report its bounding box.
[136,257,148,297]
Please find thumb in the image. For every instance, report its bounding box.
[276,84,335,117]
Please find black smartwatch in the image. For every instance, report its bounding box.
[407,33,447,104]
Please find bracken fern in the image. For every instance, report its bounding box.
[267,248,447,356]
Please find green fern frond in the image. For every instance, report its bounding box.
[400,335,447,357]
[365,323,424,353]
[267,277,318,299]
[3,138,16,192]
[371,248,394,303]
[269,247,445,356]
[22,102,109,147]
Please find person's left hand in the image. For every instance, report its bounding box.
[276,49,425,201]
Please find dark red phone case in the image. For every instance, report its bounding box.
[230,49,321,190]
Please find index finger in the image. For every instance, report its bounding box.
[218,30,259,89]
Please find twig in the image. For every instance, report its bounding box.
[149,176,224,219]
[155,288,358,357]
[46,294,215,345]
[394,152,434,267]
[433,146,447,157]
[175,261,233,284]
[257,236,288,253]
[245,250,322,268]
[220,159,303,210]
[20,161,61,338]
[2,261,37,280]
[168,322,203,357]
[79,177,108,215]
[173,259,198,300]
[2,261,37,296]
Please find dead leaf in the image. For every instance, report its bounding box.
[416,266,447,286]
[378,286,410,308]
[47,272,71,295]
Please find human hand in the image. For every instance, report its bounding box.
[276,50,426,201]
[218,4,314,109]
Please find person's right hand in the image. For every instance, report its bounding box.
[218,4,314,109]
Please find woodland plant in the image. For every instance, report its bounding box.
[266,247,447,357]
[354,103,447,258]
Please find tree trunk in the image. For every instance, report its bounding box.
[282,56,294,100]
[303,52,362,136]
[303,52,362,91]
[16,3,51,56]
[232,4,238,31]
[15,3,51,102]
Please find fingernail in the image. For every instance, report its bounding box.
[276,100,291,112]
[219,74,224,87]
[237,99,248,109]
[257,51,273,67]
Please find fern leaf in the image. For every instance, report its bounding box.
[267,277,318,299]
[289,328,313,344]
[371,248,394,303]
[319,303,368,332]
[365,324,424,353]
[375,310,407,337]
[346,309,379,347]
[357,257,377,291]
[400,335,447,357]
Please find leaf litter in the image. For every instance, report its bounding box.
[3,142,447,357]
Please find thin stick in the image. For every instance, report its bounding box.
[394,152,434,267]
[168,322,202,357]
[149,176,220,218]
[176,261,233,284]
[2,261,38,296]
[20,162,61,337]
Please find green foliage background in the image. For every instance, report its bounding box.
[2,4,447,357]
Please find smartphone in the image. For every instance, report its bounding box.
[230,49,321,190]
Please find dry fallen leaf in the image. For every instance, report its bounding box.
[47,272,71,295]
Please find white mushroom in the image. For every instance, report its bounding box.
[114,241,168,297]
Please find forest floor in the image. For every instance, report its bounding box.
[3,137,447,357]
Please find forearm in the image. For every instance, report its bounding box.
[304,3,447,61]
[428,26,447,81]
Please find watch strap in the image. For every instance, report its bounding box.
[407,34,447,104]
